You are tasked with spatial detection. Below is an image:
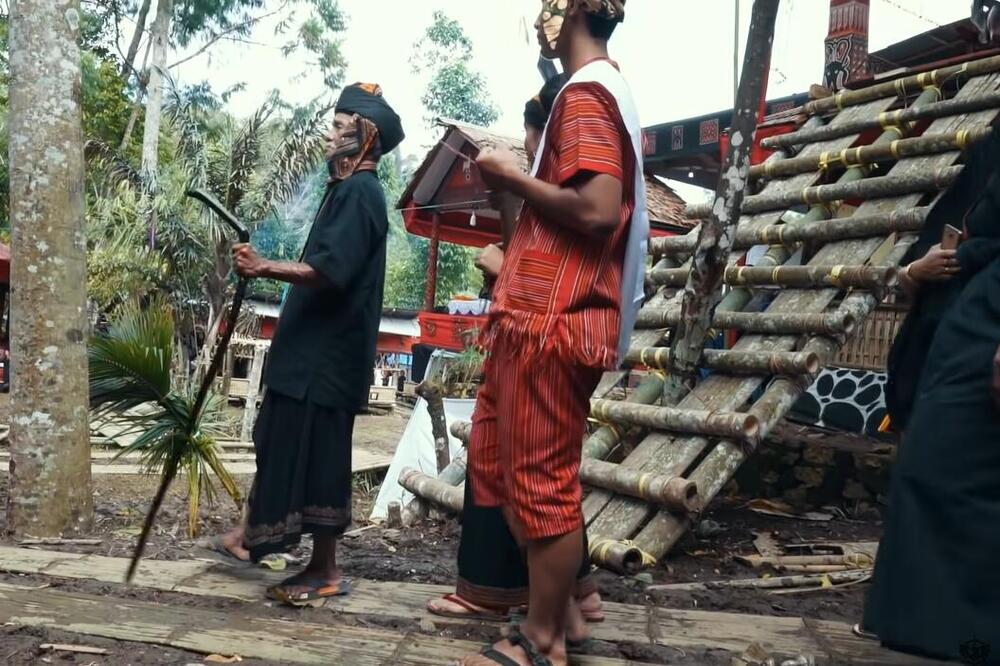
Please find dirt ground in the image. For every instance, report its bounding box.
[0,404,885,665]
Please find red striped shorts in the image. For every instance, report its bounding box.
[467,335,602,540]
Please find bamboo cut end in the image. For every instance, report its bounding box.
[802,352,821,375]
[742,414,762,444]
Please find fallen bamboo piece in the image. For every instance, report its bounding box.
[449,420,471,447]
[635,308,856,337]
[737,553,874,569]
[648,264,898,291]
[626,348,820,376]
[588,539,646,575]
[651,208,930,256]
[764,90,1000,150]
[750,127,992,180]
[590,399,760,444]
[804,53,1000,116]
[580,459,700,512]
[18,538,103,547]
[648,568,873,592]
[685,165,962,219]
[397,467,463,514]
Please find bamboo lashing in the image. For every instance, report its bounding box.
[635,308,856,337]
[579,459,700,512]
[588,539,653,575]
[397,467,464,514]
[763,90,1000,151]
[804,54,1000,116]
[650,207,930,256]
[648,264,898,290]
[685,164,961,219]
[751,127,992,181]
[625,348,820,376]
[589,399,761,444]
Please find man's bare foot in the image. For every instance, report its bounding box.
[578,590,604,622]
[460,624,567,666]
[220,528,250,561]
[565,597,589,644]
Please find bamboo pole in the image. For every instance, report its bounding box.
[626,348,820,376]
[685,164,961,219]
[580,459,700,512]
[648,264,897,290]
[449,420,471,447]
[647,569,873,592]
[589,539,645,575]
[651,207,929,256]
[663,0,780,406]
[763,90,1000,151]
[635,308,856,337]
[804,54,1000,116]
[590,399,760,444]
[397,467,463,514]
[751,126,992,180]
[713,85,943,314]
[582,374,665,460]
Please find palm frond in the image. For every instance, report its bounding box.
[225,102,274,214]
[85,140,143,191]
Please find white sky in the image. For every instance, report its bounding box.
[170,0,969,200]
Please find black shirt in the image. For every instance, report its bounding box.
[264,171,388,412]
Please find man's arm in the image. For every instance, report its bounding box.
[232,244,330,287]
[478,150,622,238]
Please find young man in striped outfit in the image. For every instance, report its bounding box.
[462,2,648,664]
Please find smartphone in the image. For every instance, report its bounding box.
[942,224,963,250]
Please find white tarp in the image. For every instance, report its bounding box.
[370,396,475,521]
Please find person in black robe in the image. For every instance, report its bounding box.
[224,83,403,604]
[861,116,1000,662]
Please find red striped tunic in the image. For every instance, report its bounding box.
[486,80,636,370]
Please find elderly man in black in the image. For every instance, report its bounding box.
[228,82,403,605]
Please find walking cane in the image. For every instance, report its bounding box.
[124,189,252,583]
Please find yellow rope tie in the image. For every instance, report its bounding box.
[889,139,901,159]
[653,370,668,382]
[640,347,652,368]
[835,92,846,110]
[883,124,904,139]
[803,187,817,206]
[916,72,929,89]
[956,129,970,151]
[924,85,942,102]
[734,266,747,285]
[600,421,623,440]
[771,266,781,284]
[764,161,775,179]
[895,78,907,99]
[829,265,845,287]
[637,473,650,499]
[777,224,787,246]
[817,151,832,172]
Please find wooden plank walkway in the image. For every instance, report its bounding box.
[0,582,644,665]
[0,448,392,475]
[0,546,936,664]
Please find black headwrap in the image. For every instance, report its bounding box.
[335,83,405,153]
[523,74,569,131]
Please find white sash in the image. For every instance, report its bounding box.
[530,60,649,366]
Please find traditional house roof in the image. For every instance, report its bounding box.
[398,119,691,247]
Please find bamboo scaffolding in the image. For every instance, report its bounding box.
[750,126,992,180]
[590,399,760,444]
[397,467,463,514]
[635,308,856,337]
[685,165,961,219]
[648,264,898,290]
[582,374,665,460]
[625,348,820,376]
[650,207,930,256]
[580,459,700,512]
[804,54,1000,116]
[763,90,1000,151]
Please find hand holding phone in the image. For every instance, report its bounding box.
[941,224,963,251]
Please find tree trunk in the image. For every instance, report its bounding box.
[417,381,449,473]
[240,345,266,443]
[121,0,153,80]
[664,0,780,404]
[8,0,93,536]
[140,0,174,247]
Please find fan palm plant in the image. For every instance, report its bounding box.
[89,296,241,580]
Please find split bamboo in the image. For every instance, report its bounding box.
[648,264,898,290]
[590,399,760,444]
[397,467,463,514]
[750,127,992,180]
[635,308,856,337]
[713,85,943,314]
[804,54,1000,116]
[685,165,961,219]
[625,348,820,376]
[579,459,700,512]
[763,90,1000,151]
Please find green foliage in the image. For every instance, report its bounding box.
[89,297,241,539]
[173,0,265,47]
[81,53,135,155]
[422,61,500,127]
[279,0,349,90]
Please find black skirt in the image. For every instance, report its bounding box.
[244,390,354,561]
[455,475,595,609]
[864,258,1000,663]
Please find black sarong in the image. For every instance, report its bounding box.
[864,257,1000,663]
[455,475,595,609]
[245,390,354,561]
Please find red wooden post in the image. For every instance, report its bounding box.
[424,214,440,311]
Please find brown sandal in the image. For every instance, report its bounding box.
[427,593,510,622]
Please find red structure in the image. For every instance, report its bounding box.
[399,120,692,352]
[824,0,871,91]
